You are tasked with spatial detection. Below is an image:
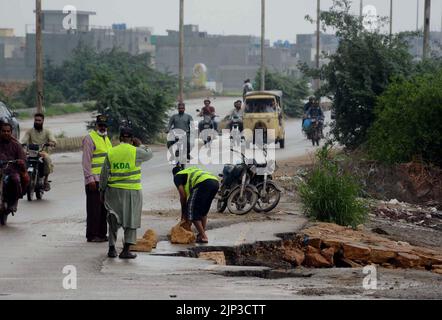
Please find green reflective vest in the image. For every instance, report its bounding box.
[177,167,218,200]
[89,130,113,175]
[107,143,142,190]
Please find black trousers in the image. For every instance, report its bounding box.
[187,179,220,221]
[85,182,107,240]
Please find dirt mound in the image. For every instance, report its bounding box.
[343,159,442,207]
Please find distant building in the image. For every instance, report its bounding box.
[0,29,31,82]
[25,10,155,68]
[406,31,442,59]
[0,10,155,82]
[294,33,339,66]
[155,25,299,92]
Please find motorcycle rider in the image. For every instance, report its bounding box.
[243,79,254,101]
[198,99,218,132]
[167,102,193,161]
[21,113,56,191]
[228,100,244,132]
[306,100,325,137]
[0,122,27,214]
[302,96,315,128]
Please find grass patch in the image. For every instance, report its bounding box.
[298,142,368,228]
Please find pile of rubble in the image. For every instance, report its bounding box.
[281,223,442,274]
[130,229,158,252]
[370,199,442,230]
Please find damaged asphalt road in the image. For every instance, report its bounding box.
[1,111,442,299]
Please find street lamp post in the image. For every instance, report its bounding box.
[35,0,44,113]
[179,0,184,102]
[260,0,265,91]
[423,0,431,59]
[389,0,393,38]
[315,0,321,91]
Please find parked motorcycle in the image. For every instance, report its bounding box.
[249,149,281,213]
[23,143,50,201]
[0,159,19,226]
[216,150,259,215]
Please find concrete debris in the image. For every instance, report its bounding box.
[282,222,442,272]
[198,251,226,265]
[169,221,196,244]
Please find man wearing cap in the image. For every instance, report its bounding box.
[172,166,219,244]
[100,127,153,259]
[82,115,113,243]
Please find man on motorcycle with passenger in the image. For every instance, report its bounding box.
[228,100,244,132]
[306,100,325,137]
[0,122,27,214]
[21,113,56,191]
[198,99,218,132]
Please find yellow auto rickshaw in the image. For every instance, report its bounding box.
[243,90,285,148]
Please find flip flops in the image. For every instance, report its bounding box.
[196,234,209,244]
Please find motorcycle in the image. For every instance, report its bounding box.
[216,149,259,215]
[249,149,281,213]
[309,118,322,146]
[304,118,322,146]
[23,143,50,201]
[0,159,19,226]
[196,110,218,146]
[230,115,244,147]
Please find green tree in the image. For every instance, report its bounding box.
[367,70,442,165]
[254,69,309,117]
[85,50,177,142]
[301,0,414,148]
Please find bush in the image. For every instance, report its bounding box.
[299,143,368,228]
[367,70,442,166]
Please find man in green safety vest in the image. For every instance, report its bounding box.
[172,166,219,244]
[82,115,113,243]
[100,127,153,259]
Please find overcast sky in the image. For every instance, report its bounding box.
[1,0,442,42]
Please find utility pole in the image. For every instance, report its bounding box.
[315,0,321,91]
[417,0,420,31]
[35,0,44,113]
[178,0,184,102]
[389,0,393,38]
[416,0,420,57]
[360,0,363,19]
[260,0,265,91]
[423,0,431,59]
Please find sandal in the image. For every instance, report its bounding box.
[196,234,208,244]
